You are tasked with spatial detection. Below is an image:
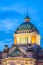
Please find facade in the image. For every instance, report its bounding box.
[0,14,43,65]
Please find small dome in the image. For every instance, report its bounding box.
[15,22,39,34]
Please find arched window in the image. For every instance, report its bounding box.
[19,37,22,43]
[27,37,28,43]
[31,35,36,44]
[25,37,27,43]
[25,37,28,44]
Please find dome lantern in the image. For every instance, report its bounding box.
[24,15,30,22]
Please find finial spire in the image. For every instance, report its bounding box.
[24,8,30,22]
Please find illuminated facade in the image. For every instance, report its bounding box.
[0,14,43,65]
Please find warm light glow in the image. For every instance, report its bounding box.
[31,35,36,44]
[14,33,40,45]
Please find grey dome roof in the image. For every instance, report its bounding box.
[15,22,39,34]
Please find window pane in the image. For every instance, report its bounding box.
[31,35,36,44]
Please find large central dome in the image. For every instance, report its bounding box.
[15,22,39,34]
[14,15,40,45]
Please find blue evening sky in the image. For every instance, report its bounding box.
[0,0,43,51]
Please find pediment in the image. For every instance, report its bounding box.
[8,46,16,55]
[8,47,26,57]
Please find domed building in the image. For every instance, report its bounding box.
[0,14,43,65]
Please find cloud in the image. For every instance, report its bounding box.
[0,19,17,30]
[0,10,23,20]
[0,18,23,33]
[0,40,13,51]
[0,10,23,32]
